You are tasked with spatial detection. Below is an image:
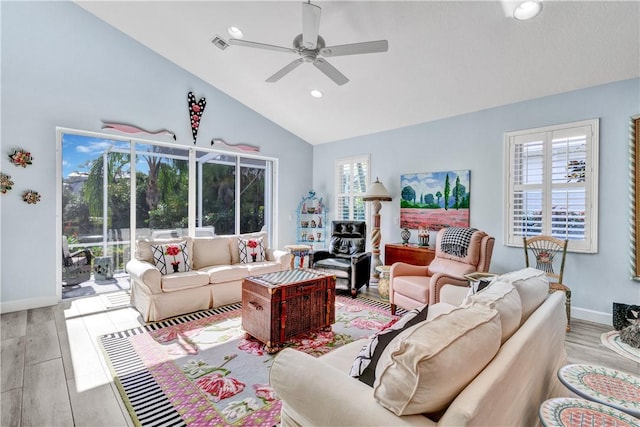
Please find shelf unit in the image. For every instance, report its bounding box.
[296,190,327,250]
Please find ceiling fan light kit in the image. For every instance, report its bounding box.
[227,1,389,86]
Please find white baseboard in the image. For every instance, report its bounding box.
[572,306,611,327]
[0,296,58,314]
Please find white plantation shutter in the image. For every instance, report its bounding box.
[335,155,369,221]
[505,119,598,253]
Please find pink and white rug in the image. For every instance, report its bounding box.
[100,295,400,426]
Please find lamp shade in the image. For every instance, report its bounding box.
[363,177,392,201]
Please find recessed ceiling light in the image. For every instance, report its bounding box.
[513,1,542,20]
[310,90,323,98]
[228,26,243,39]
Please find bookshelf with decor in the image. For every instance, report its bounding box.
[296,190,327,250]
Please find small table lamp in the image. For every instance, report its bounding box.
[363,177,392,279]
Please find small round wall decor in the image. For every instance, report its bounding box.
[0,173,14,194]
[9,149,33,168]
[22,190,41,204]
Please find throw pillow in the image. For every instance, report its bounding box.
[497,268,548,322]
[373,306,502,416]
[151,241,191,275]
[238,237,266,263]
[464,280,522,343]
[350,305,429,387]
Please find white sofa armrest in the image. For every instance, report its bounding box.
[126,259,162,294]
[266,248,292,269]
[439,284,470,306]
[270,349,432,426]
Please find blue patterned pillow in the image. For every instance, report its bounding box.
[151,242,191,275]
[350,305,429,386]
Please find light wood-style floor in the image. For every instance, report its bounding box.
[2,288,638,427]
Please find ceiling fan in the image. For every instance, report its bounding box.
[228,2,389,86]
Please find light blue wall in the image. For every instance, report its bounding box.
[314,78,640,323]
[0,1,312,310]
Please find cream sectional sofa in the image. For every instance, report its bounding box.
[270,268,569,426]
[126,232,291,322]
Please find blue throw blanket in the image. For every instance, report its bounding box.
[440,227,477,258]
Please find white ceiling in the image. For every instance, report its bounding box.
[75,1,640,145]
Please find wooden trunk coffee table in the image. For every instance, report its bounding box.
[242,269,336,353]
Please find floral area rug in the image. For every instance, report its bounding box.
[100,295,400,427]
[601,331,640,363]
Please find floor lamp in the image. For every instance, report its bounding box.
[363,177,392,280]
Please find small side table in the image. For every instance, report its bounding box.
[284,245,312,270]
[557,364,640,417]
[93,256,113,281]
[539,397,639,427]
[376,265,390,301]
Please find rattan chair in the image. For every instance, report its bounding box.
[523,236,570,331]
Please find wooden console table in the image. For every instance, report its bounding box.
[385,243,435,266]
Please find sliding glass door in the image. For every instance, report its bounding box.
[59,129,276,295]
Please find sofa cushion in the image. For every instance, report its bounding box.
[497,268,549,323]
[229,232,267,264]
[463,280,522,343]
[136,236,193,266]
[161,270,209,292]
[313,257,351,278]
[151,241,191,275]
[373,305,502,415]
[350,305,429,386]
[200,264,249,284]
[239,236,266,263]
[425,302,457,320]
[192,237,231,269]
[248,261,284,276]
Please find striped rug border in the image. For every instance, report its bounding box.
[99,295,399,426]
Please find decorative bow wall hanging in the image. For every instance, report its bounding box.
[188,92,207,144]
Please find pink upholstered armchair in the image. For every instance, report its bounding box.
[389,228,495,315]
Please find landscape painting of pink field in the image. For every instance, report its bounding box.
[400,170,470,231]
[401,208,469,230]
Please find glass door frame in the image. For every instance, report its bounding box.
[56,127,279,301]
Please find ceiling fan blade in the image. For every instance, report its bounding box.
[320,40,389,57]
[313,58,349,86]
[266,58,304,82]
[302,2,321,49]
[228,38,297,54]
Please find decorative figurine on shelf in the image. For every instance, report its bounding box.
[418,227,430,247]
[310,219,317,228]
[401,228,411,245]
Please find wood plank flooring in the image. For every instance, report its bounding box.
[1,288,638,426]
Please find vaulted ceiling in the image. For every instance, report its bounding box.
[76,1,640,145]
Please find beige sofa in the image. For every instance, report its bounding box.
[126,232,291,322]
[270,268,569,426]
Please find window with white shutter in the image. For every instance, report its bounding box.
[335,155,370,221]
[504,119,599,253]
